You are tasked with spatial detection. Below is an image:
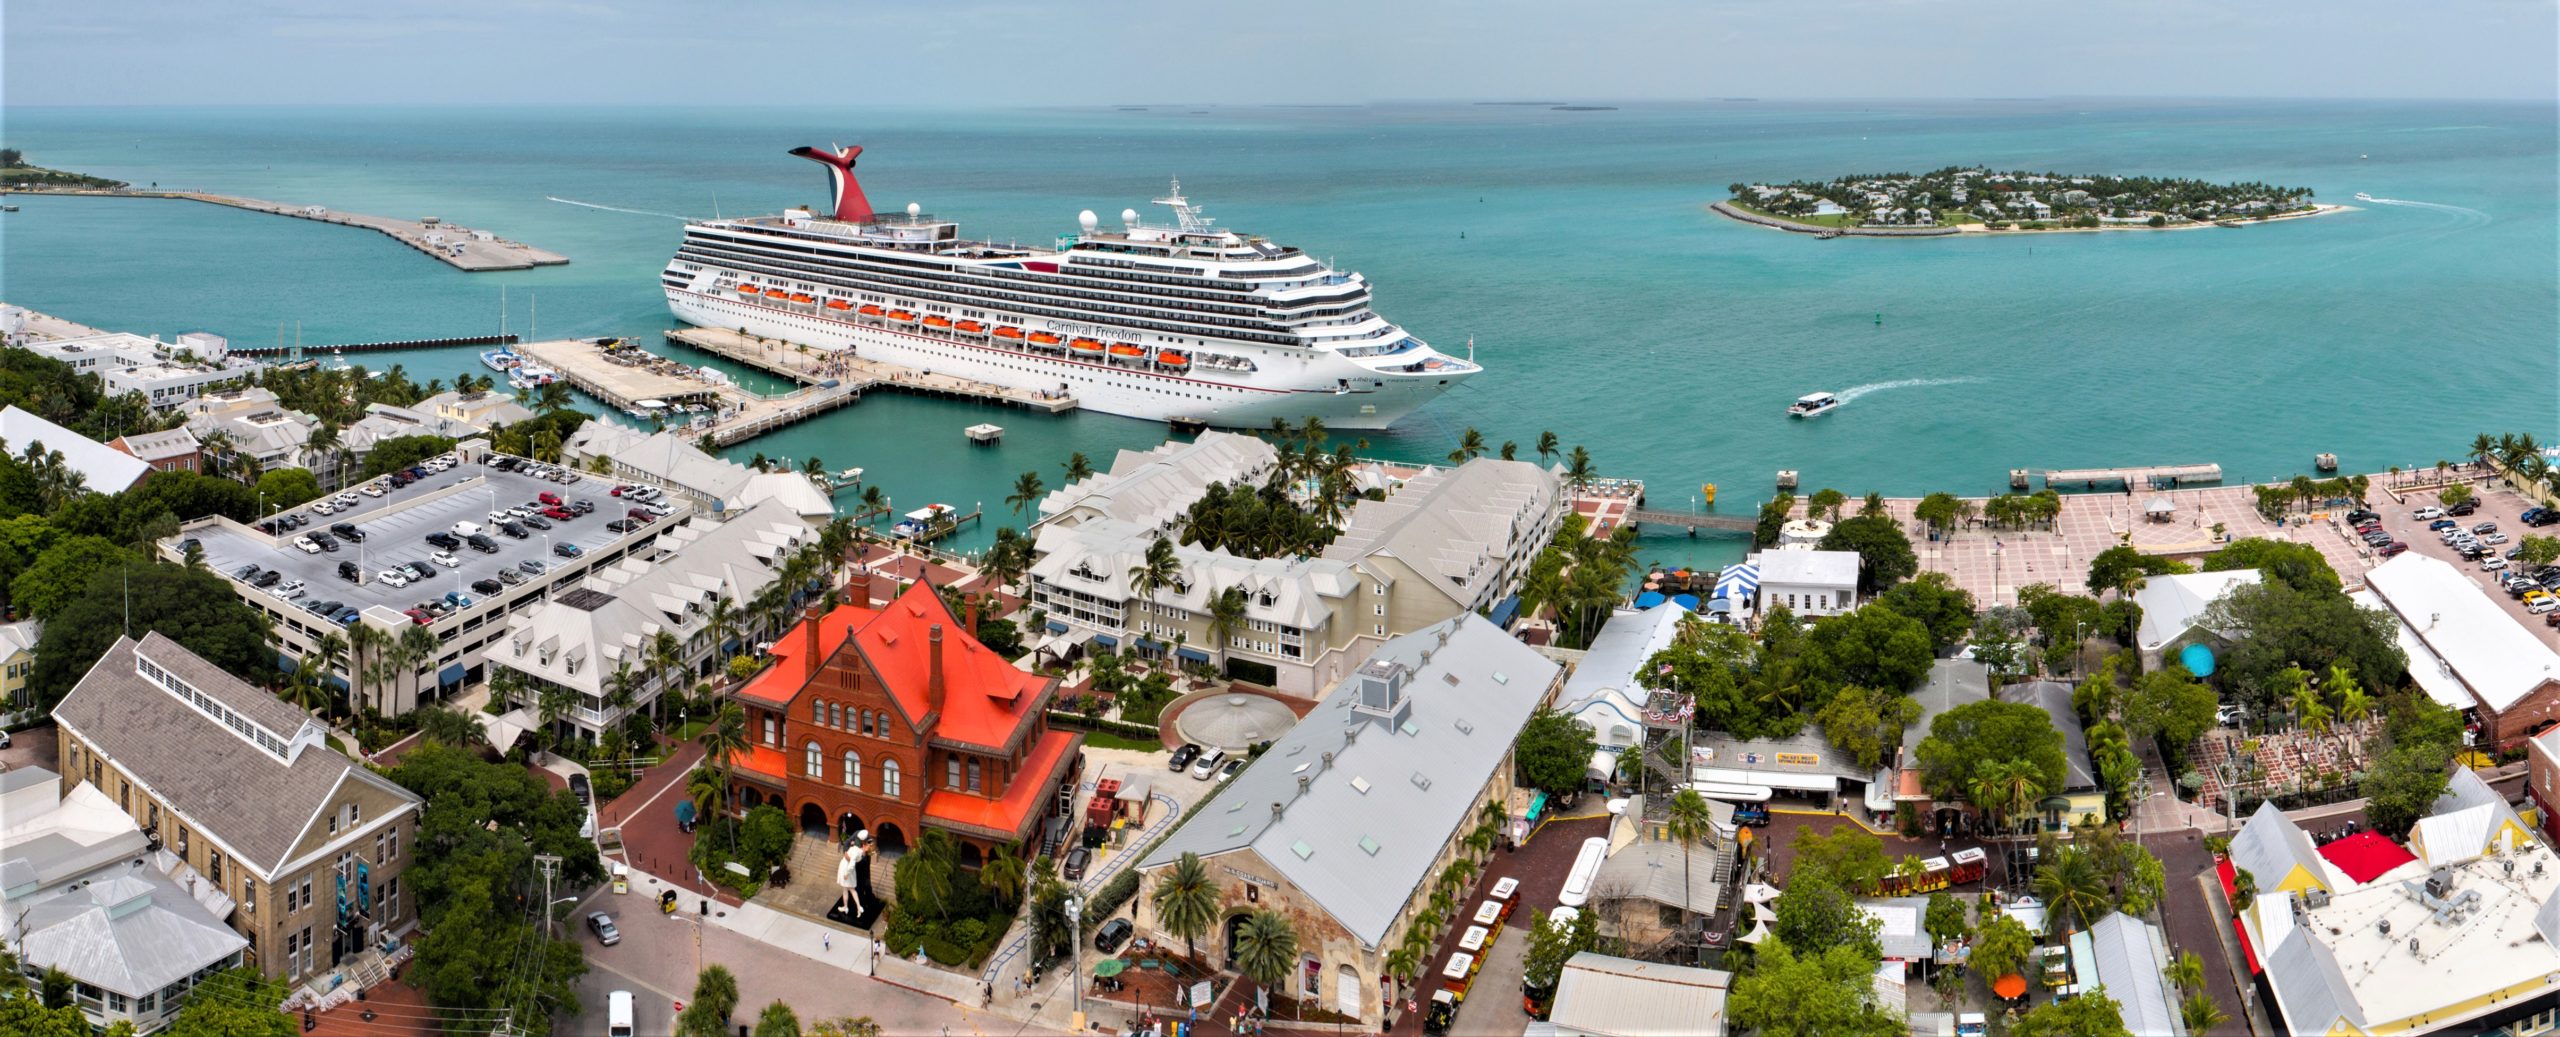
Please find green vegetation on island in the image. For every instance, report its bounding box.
[0,148,129,191]
[1727,166,2319,231]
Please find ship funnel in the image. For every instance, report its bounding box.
[788,145,876,222]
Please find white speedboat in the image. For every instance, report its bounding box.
[1788,391,1840,418]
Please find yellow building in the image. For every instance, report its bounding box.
[2228,801,2331,897]
[0,618,38,720]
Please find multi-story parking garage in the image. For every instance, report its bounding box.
[164,447,691,715]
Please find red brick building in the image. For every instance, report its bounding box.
[727,581,1080,861]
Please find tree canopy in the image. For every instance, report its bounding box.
[2012,989,2133,1037]
[1915,699,2067,804]
[1815,685,1921,771]
[253,467,324,511]
[1805,605,1935,691]
[2119,664,2220,748]
[162,967,297,1037]
[2362,693,2464,837]
[1512,707,1598,796]
[1818,515,1919,594]
[1727,935,1902,1037]
[2086,545,2189,596]
[363,434,460,478]
[2203,537,2342,595]
[1869,571,1975,651]
[9,535,139,619]
[29,561,274,712]
[2197,580,2405,712]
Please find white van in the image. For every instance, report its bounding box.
[452,521,482,539]
[607,990,634,1037]
[1558,837,1609,907]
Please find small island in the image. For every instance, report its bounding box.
[0,149,129,191]
[1716,166,2340,237]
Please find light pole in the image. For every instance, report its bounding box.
[1065,893,1086,1030]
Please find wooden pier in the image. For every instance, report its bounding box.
[1622,507,1757,535]
[662,327,1079,415]
[14,189,568,271]
[230,333,517,357]
[2028,462,2224,491]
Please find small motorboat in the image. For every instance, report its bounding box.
[1788,391,1840,418]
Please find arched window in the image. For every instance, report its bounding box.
[843,749,862,788]
[829,702,842,728]
[804,741,821,777]
[861,710,874,736]
[811,700,824,724]
[881,759,902,799]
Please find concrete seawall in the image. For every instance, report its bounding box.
[1709,201,1961,238]
[8,189,569,271]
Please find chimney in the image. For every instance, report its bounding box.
[964,594,980,636]
[803,608,820,664]
[928,624,946,712]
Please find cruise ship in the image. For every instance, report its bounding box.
[660,145,1477,429]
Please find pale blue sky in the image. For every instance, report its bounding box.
[7,0,2555,106]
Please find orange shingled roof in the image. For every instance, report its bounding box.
[734,603,880,707]
[923,730,1079,839]
[852,581,1051,749]
[733,744,790,781]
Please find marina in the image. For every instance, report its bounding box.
[511,336,857,447]
[15,189,569,271]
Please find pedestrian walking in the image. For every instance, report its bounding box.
[823,934,831,952]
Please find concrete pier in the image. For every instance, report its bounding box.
[515,337,857,448]
[663,326,1079,414]
[12,189,568,272]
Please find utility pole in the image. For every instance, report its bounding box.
[534,854,563,940]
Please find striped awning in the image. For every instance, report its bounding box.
[1713,563,1760,600]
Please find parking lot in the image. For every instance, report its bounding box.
[179,450,686,629]
[2359,481,2560,643]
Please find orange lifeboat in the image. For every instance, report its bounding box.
[955,320,986,335]
[1107,342,1145,358]
[763,289,790,299]
[886,310,919,324]
[1156,351,1191,368]
[1028,331,1063,345]
[1069,338,1106,355]
[992,326,1025,340]
[824,299,853,311]
[735,285,759,296]
[922,315,953,329]
[788,293,814,304]
[858,304,885,317]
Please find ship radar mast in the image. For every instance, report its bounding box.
[1154,178,1216,233]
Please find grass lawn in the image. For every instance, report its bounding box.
[1081,731,1167,753]
[1727,199,1861,227]
[668,719,709,743]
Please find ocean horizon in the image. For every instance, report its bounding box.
[5,98,2553,570]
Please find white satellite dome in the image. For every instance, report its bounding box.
[1121,208,1139,225]
[905,202,921,217]
[1078,209,1099,232]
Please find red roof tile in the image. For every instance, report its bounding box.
[852,581,1051,749]
[734,604,880,707]
[924,730,1079,839]
[734,744,790,781]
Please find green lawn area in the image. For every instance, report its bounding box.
[1726,199,1860,227]
[1081,731,1167,753]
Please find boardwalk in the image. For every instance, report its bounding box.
[666,326,1079,414]
[21,189,568,271]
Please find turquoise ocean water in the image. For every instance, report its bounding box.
[3,100,2553,571]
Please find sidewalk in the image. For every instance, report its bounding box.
[622,862,877,976]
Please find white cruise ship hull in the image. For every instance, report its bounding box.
[667,288,1456,430]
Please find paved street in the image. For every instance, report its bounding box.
[2143,829,2253,1037]
[0,723,57,772]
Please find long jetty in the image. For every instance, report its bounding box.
[13,189,568,272]
[229,333,517,357]
[1623,506,1757,535]
[663,327,1078,415]
[514,337,858,448]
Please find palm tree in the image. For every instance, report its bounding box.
[1447,427,1486,465]
[652,628,687,706]
[1007,471,1046,518]
[536,682,578,750]
[706,595,740,674]
[1235,910,1299,1006]
[1206,586,1249,676]
[1151,851,1221,961]
[1128,534,1181,627]
[2472,433,2499,465]
[2034,846,2110,933]
[1564,446,1595,494]
[1969,759,2042,833]
[1535,430,1559,467]
[984,527,1028,595]
[2163,949,2206,995]
[1060,452,1095,483]
[277,669,333,716]
[1382,944,1422,1000]
[698,701,749,817]
[2182,992,2229,1033]
[397,624,440,709]
[685,766,725,820]
[983,844,1028,910]
[692,964,742,1027]
[606,659,639,718]
[1663,788,1715,919]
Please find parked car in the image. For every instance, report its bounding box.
[1061,847,1091,882]
[554,542,585,558]
[518,559,547,576]
[605,519,635,533]
[499,522,530,539]
[1094,918,1133,954]
[587,912,620,946]
[331,522,367,542]
[572,500,596,514]
[540,492,564,506]
[252,570,282,588]
[403,561,438,580]
[2448,500,2480,516]
[498,568,526,586]
[1216,757,1245,783]
[542,506,576,521]
[2379,542,2410,558]
[234,563,263,581]
[444,591,474,609]
[2483,557,2510,571]
[466,534,501,554]
[277,578,306,597]
[2414,506,2445,520]
[1733,803,1772,827]
[2484,533,2510,545]
[379,569,411,588]
[472,578,504,594]
[2345,509,2378,523]
[2428,518,2458,531]
[338,561,362,582]
[431,550,461,568]
[522,515,553,530]
[1168,743,1202,771]
[570,773,592,806]
[1190,749,1227,780]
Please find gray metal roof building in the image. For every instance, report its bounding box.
[2085,912,2185,1037]
[1548,951,1732,1037]
[1139,613,1560,947]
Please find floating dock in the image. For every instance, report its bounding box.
[513,337,856,447]
[662,327,1078,414]
[965,423,1005,445]
[15,190,568,272]
[2032,462,2224,491]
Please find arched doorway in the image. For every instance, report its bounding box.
[873,822,909,856]
[960,842,983,870]
[1224,912,1253,968]
[799,803,829,837]
[742,788,765,811]
[838,812,868,843]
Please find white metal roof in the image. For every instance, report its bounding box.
[2132,570,2262,651]
[0,405,151,494]
[2229,801,2328,891]
[2350,588,2476,713]
[2365,553,2560,713]
[2087,913,2184,1036]
[1556,605,1689,712]
[1548,951,1732,1037]
[1749,549,1860,589]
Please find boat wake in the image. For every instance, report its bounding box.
[2349,193,2489,225]
[546,196,691,220]
[1834,377,1981,406]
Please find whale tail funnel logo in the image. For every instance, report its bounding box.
[789,144,875,222]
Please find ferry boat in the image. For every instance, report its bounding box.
[1788,391,1840,418]
[508,364,559,390]
[891,503,956,539]
[661,145,1477,429]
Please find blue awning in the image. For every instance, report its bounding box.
[1671,594,1701,611]
[439,663,466,686]
[1634,591,1667,609]
[1176,647,1211,663]
[1046,620,1070,634]
[1488,593,1522,627]
[1135,637,1166,653]
[1715,563,1760,600]
[1093,633,1119,648]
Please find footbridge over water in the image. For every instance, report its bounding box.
[1623,506,1757,536]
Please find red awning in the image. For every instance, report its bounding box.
[2319,831,2417,885]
